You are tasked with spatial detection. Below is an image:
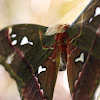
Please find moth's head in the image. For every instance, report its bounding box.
[45,24,69,36]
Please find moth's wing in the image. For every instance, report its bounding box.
[0,24,59,100]
[67,46,100,100]
[69,0,100,57]
[67,46,87,94]
[67,0,100,99]
[71,0,100,27]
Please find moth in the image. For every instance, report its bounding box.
[0,0,100,100]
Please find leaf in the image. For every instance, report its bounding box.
[0,24,59,100]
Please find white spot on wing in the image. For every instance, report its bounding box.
[28,41,33,45]
[89,7,100,23]
[89,18,93,22]
[6,53,15,64]
[75,53,84,63]
[94,7,100,17]
[20,36,28,45]
[12,40,17,45]
[11,34,17,38]
[20,36,34,45]
[38,66,46,74]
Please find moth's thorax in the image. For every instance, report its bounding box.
[55,32,67,44]
[54,25,69,44]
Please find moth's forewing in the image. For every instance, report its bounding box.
[69,0,100,58]
[67,0,100,100]
[0,24,59,100]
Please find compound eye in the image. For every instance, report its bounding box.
[45,24,67,36]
